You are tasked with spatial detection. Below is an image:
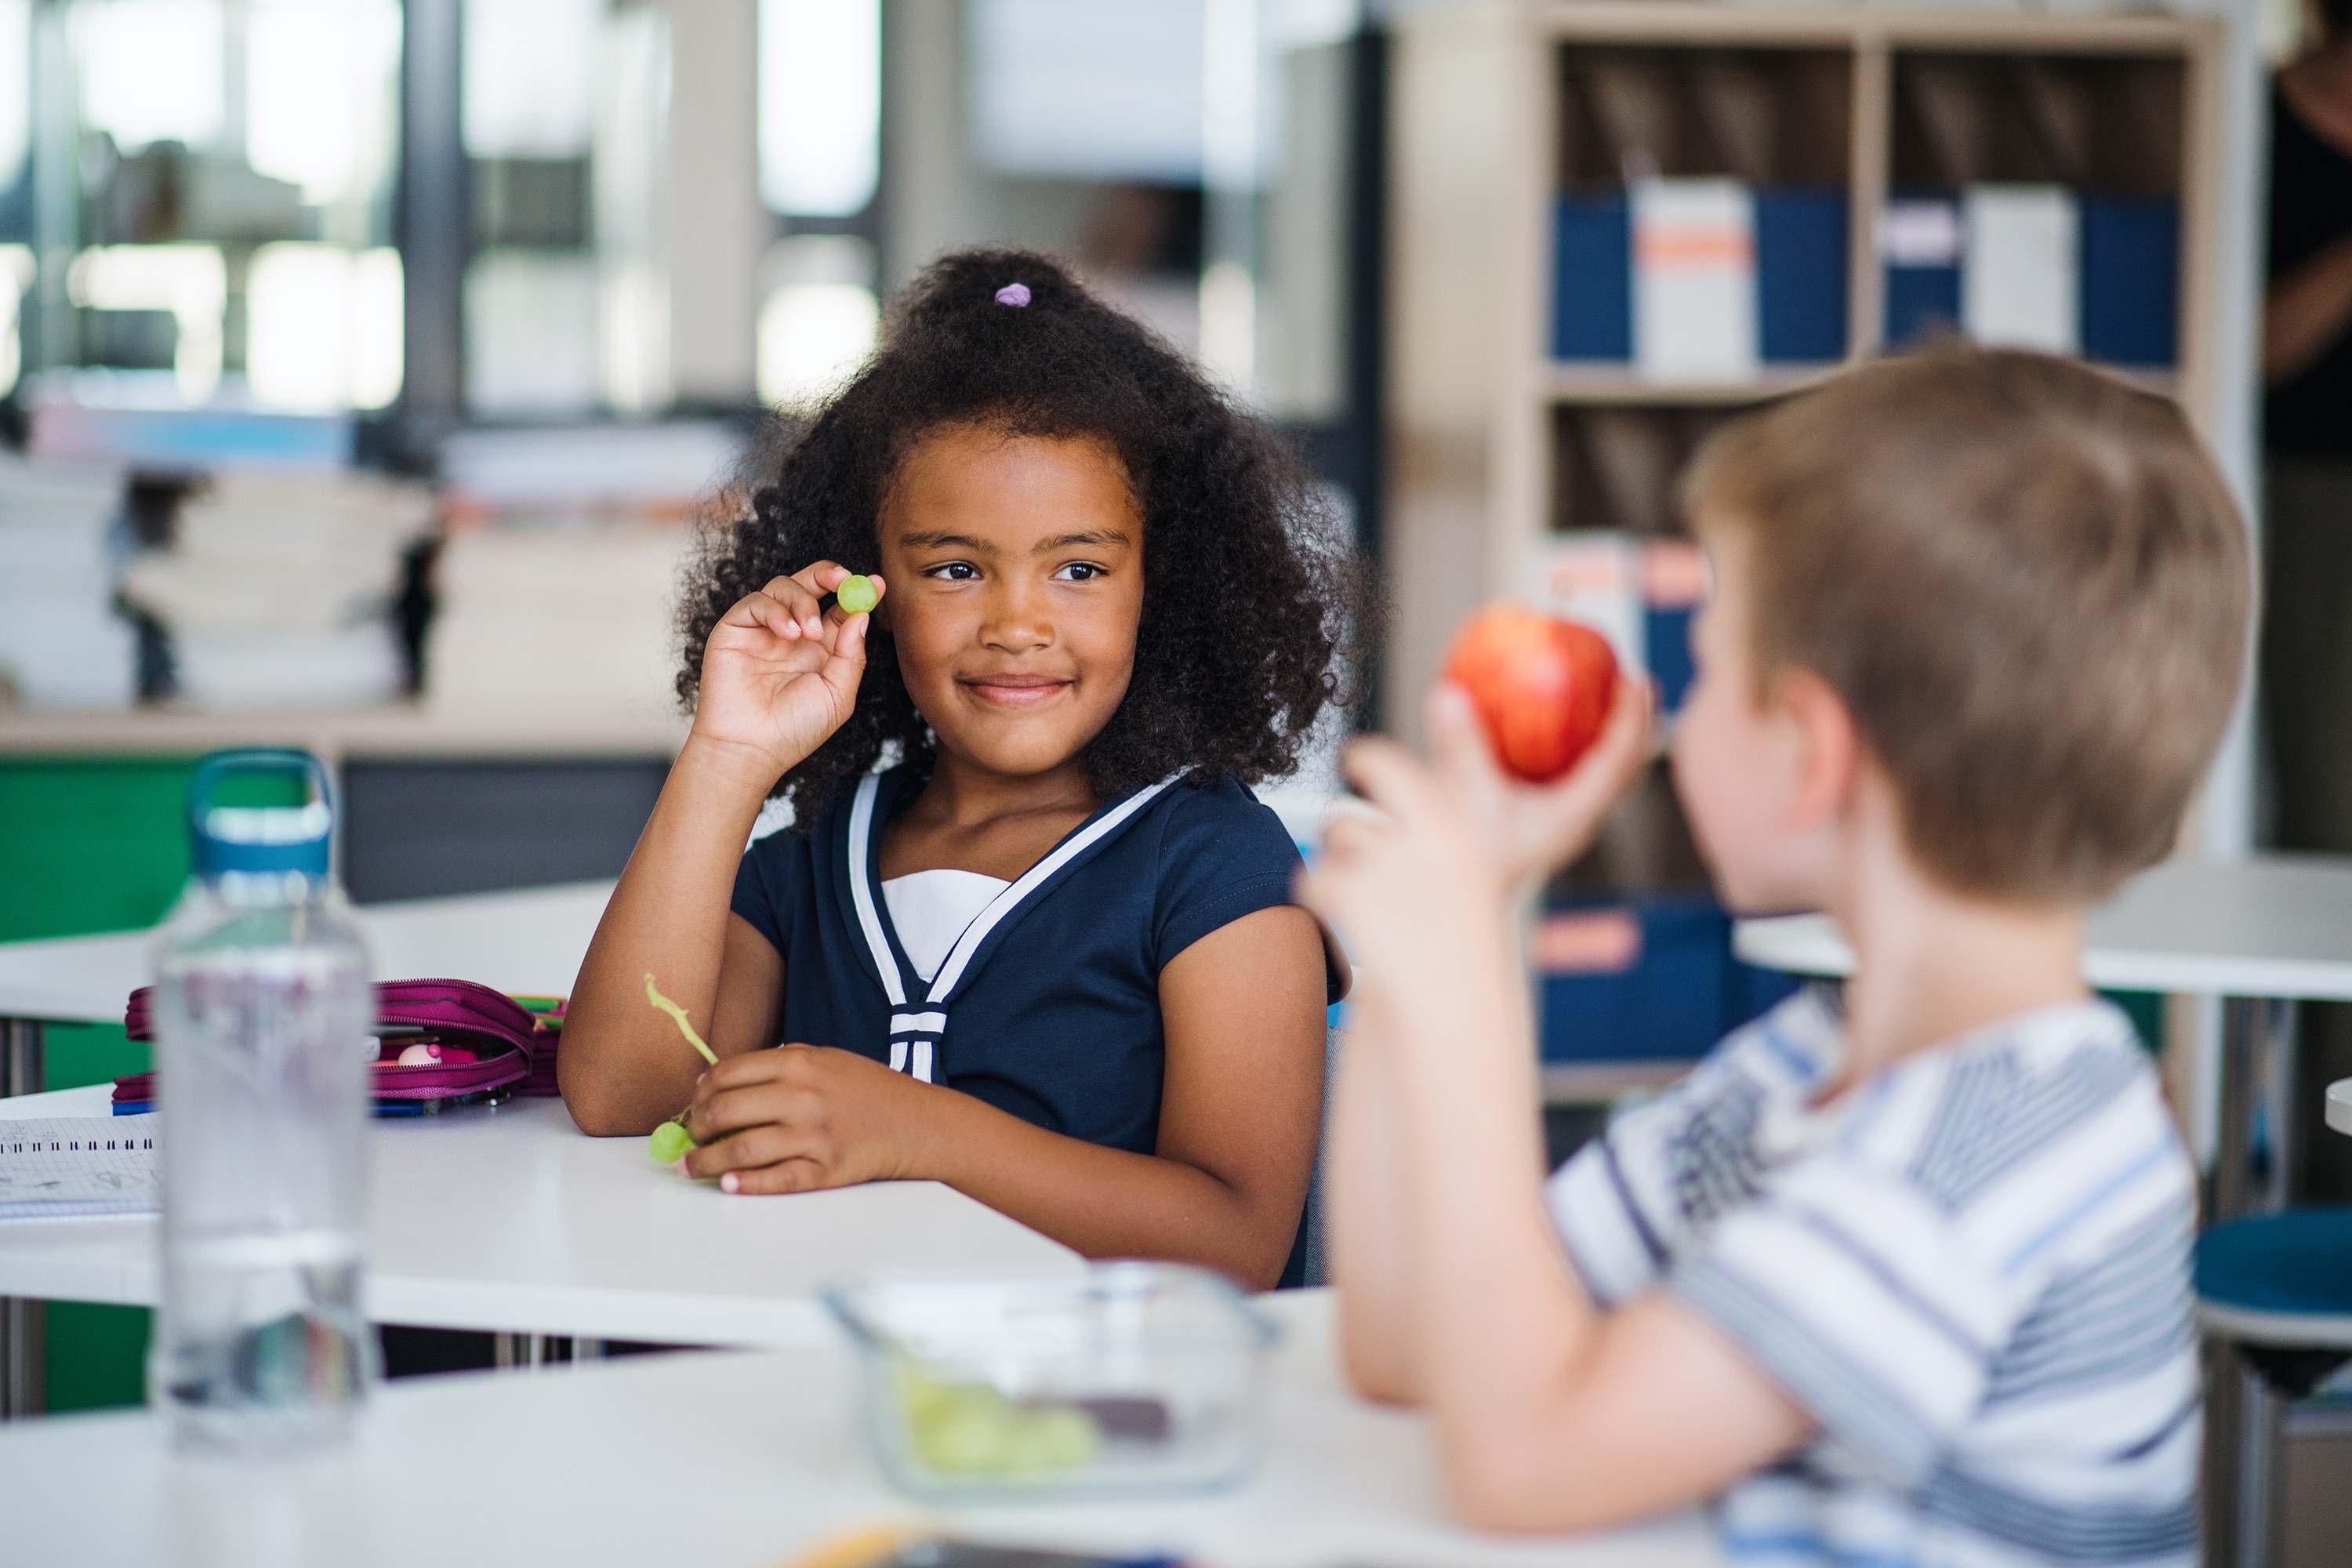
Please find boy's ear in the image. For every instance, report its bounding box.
[1769,666,1860,830]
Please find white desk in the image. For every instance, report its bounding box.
[0,881,1079,1417]
[0,880,619,1032]
[2328,1079,2352,1138]
[1736,853,2352,1223]
[0,1085,1078,1345]
[1736,855,2352,1002]
[0,1288,1715,1568]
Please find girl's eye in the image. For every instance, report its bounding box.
[1053,562,1105,582]
[925,561,979,581]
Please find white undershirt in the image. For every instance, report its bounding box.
[880,869,1012,983]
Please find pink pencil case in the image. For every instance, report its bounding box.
[120,978,566,1109]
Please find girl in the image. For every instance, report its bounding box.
[560,249,1355,1289]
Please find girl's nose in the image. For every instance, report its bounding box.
[979,580,1054,653]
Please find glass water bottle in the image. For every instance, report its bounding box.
[149,749,376,1450]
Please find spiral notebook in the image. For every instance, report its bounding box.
[0,1119,162,1219]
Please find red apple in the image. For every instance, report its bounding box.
[1442,604,1619,782]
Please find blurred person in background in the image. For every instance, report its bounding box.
[2264,0,2352,1196]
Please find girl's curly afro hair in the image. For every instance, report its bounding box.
[679,246,1363,830]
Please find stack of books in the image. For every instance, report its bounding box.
[121,471,433,709]
[0,456,138,710]
[424,423,742,719]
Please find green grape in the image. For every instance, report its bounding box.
[898,1366,1102,1477]
[913,1388,1020,1472]
[647,1119,693,1164]
[836,575,879,615]
[1003,1405,1101,1473]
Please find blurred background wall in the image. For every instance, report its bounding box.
[0,0,1388,719]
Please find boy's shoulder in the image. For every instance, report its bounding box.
[1693,986,2158,1144]
[1583,989,2180,1257]
[1828,997,2169,1214]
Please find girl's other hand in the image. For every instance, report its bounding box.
[679,1044,923,1193]
[691,563,884,781]
[1428,673,1652,889]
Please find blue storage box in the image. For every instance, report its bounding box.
[1553,192,1632,361]
[1645,603,1696,713]
[1755,189,1848,362]
[1885,260,1962,349]
[1552,187,1847,365]
[2079,195,2177,368]
[1537,895,1802,1063]
[1882,192,1963,349]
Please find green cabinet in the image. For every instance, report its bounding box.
[0,757,208,1411]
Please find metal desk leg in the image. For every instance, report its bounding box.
[2212,996,2278,1223]
[2205,997,2291,1568]
[2204,1340,2278,1568]
[492,1332,546,1370]
[2,1018,45,1420]
[2,1018,43,1098]
[0,1297,42,1421]
[492,1334,601,1369]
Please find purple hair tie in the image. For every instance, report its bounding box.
[994,282,1031,307]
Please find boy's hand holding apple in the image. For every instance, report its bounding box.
[1303,604,1650,1017]
[1430,603,1653,888]
[1429,668,1653,892]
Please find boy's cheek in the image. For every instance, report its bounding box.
[1671,691,1776,901]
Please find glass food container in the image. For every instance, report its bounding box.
[824,1262,1279,1502]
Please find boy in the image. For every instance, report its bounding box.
[1303,347,2248,1563]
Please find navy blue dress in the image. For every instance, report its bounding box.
[730,765,1336,1158]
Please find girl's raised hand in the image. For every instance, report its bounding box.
[690,563,884,779]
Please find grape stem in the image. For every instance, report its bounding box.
[643,973,719,1065]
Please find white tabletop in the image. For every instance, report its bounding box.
[0,1288,1715,1568]
[2329,1079,2352,1138]
[0,1085,1080,1344]
[0,880,616,1025]
[1735,854,2352,1000]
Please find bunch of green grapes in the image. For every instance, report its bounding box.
[643,974,713,1167]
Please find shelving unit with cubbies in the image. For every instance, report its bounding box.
[1387,2,2223,1084]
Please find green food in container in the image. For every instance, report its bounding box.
[826,1262,1276,1502]
[898,1366,1102,1475]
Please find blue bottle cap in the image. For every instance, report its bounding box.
[187,749,335,878]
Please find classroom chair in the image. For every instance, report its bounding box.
[1287,1027,1341,1290]
[2194,1207,2352,1568]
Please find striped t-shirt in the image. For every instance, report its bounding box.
[1547,988,2199,1567]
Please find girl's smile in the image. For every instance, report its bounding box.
[961,672,1077,708]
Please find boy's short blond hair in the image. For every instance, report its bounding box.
[1682,346,2250,903]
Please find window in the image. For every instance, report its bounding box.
[19,0,402,413]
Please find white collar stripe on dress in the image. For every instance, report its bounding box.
[845,775,907,1008]
[846,771,1183,1083]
